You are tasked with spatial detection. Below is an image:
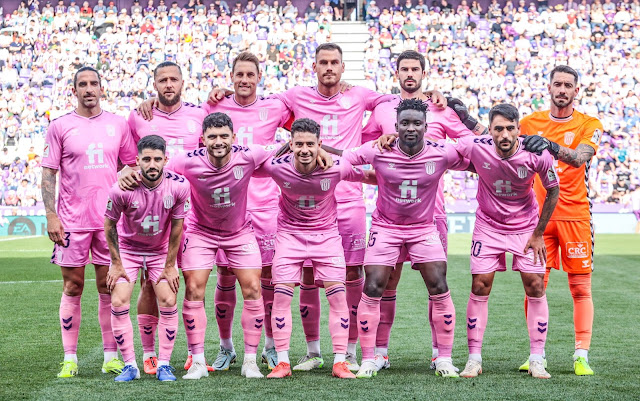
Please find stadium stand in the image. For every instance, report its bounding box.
[0,0,638,216]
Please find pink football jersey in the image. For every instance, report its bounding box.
[166,144,275,235]
[343,139,469,228]
[202,95,291,211]
[128,102,208,158]
[362,97,475,219]
[454,136,559,234]
[272,86,395,202]
[255,155,366,233]
[104,171,191,255]
[42,111,138,231]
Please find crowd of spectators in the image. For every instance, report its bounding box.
[0,0,638,214]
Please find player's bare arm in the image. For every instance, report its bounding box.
[118,166,142,190]
[104,217,129,291]
[42,167,65,246]
[157,218,183,294]
[524,185,559,265]
[274,143,335,169]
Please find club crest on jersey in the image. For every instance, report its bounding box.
[564,132,575,145]
[591,129,602,145]
[517,166,528,179]
[43,144,50,158]
[425,161,436,175]
[547,168,557,182]
[187,120,197,133]
[233,166,244,180]
[320,178,331,191]
[339,97,352,109]
[105,125,116,137]
[163,195,175,209]
[259,108,269,121]
[184,198,191,212]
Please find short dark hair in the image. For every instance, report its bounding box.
[489,103,519,124]
[395,98,428,117]
[550,65,579,85]
[232,51,260,74]
[137,134,167,154]
[315,42,342,59]
[203,112,233,133]
[396,50,425,72]
[73,66,101,88]
[290,118,320,139]
[154,61,182,78]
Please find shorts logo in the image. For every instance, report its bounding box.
[591,129,602,145]
[547,167,557,182]
[425,161,435,175]
[163,195,175,209]
[582,260,591,269]
[241,241,259,255]
[233,166,244,180]
[184,198,191,212]
[43,144,50,158]
[564,132,575,145]
[425,233,440,244]
[105,125,116,137]
[339,97,351,109]
[517,166,528,179]
[320,178,331,191]
[187,120,197,133]
[566,242,588,259]
[106,198,113,211]
[331,256,346,267]
[259,108,268,121]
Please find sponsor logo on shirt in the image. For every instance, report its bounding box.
[320,178,331,191]
[233,166,244,180]
[163,195,175,209]
[567,241,588,259]
[425,161,436,175]
[283,181,291,188]
[106,198,113,211]
[482,162,491,170]
[517,166,528,179]
[184,198,191,212]
[564,132,575,145]
[547,168,557,182]
[591,129,602,145]
[388,163,396,170]
[396,180,421,203]
[212,187,233,207]
[141,215,160,234]
[131,201,140,209]
[43,143,50,158]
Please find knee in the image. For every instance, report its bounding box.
[346,265,363,281]
[427,277,449,295]
[240,281,261,300]
[63,278,84,297]
[363,278,385,298]
[569,274,591,298]
[111,295,129,308]
[527,281,545,298]
[185,281,204,301]
[471,281,492,296]
[156,293,177,308]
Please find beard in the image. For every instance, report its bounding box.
[158,91,181,107]
[141,168,162,182]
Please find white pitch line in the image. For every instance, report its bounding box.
[0,235,40,242]
[0,279,96,284]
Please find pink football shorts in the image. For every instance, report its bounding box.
[50,230,110,267]
[397,217,449,265]
[365,223,446,268]
[272,231,347,284]
[470,225,546,274]
[115,252,175,284]
[181,225,262,271]
[216,207,278,267]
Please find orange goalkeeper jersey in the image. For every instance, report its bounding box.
[520,110,603,221]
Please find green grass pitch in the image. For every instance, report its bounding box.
[0,234,638,400]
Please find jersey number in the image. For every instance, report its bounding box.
[471,241,482,257]
[368,232,378,248]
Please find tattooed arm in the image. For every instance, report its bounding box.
[556,144,596,168]
[104,217,129,291]
[525,185,559,266]
[42,167,65,246]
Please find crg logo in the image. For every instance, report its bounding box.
[566,242,588,259]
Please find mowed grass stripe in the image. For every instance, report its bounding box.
[0,234,638,400]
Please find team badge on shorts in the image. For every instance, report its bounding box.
[320,178,331,191]
[163,195,175,209]
[425,161,435,175]
[517,166,528,179]
[233,166,244,180]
